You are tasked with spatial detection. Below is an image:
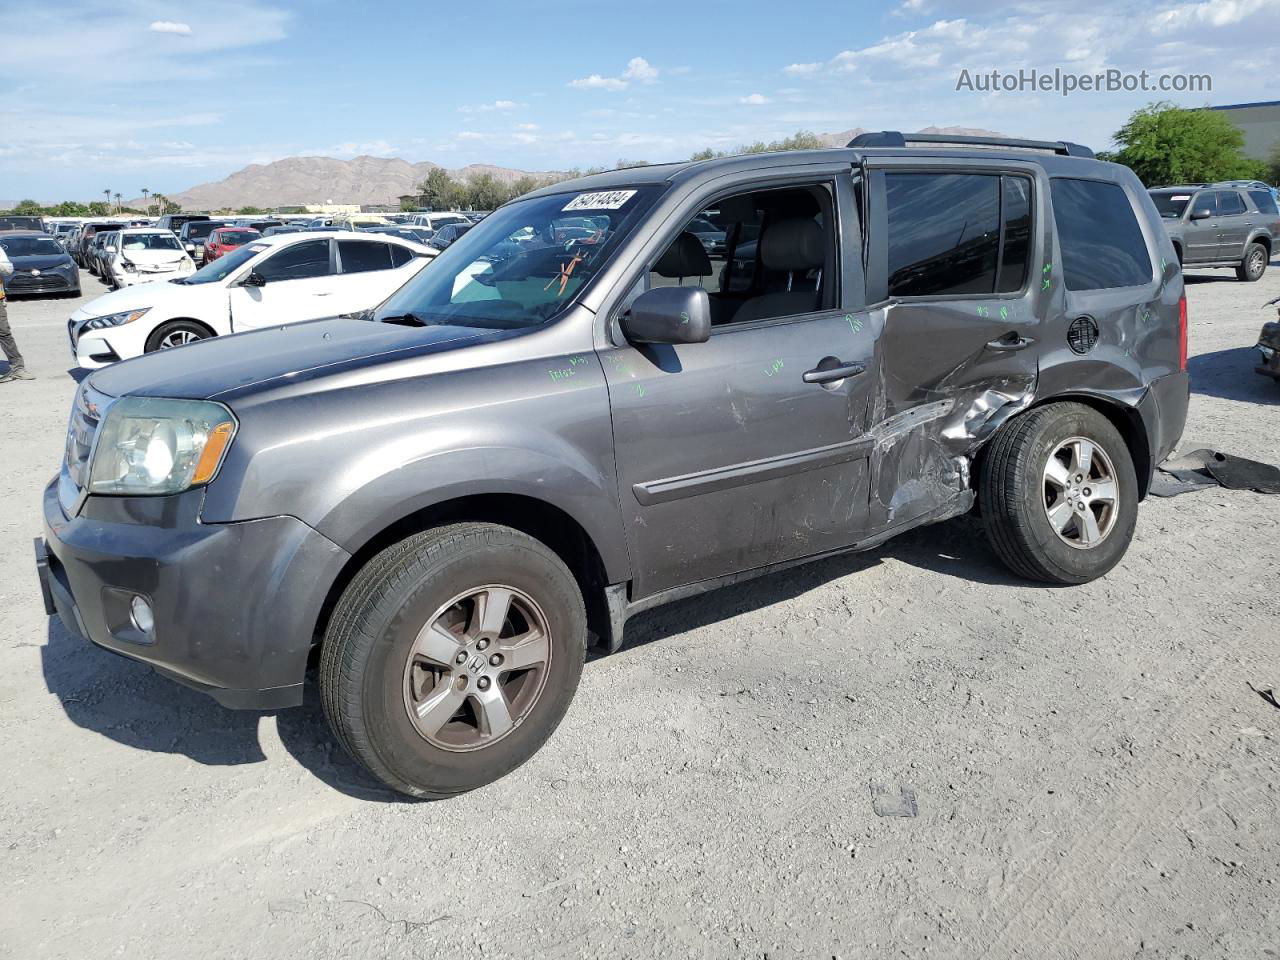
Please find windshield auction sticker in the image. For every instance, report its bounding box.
[562,190,637,211]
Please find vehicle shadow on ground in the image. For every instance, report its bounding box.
[1189,347,1277,404]
[613,514,1031,656]
[40,619,411,803]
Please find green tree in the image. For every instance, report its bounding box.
[13,199,44,215]
[508,175,543,200]
[689,129,825,161]
[54,201,90,216]
[417,168,458,210]
[236,205,267,215]
[1110,101,1263,186]
[464,173,510,211]
[87,201,110,216]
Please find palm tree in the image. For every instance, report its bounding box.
[113,192,122,214]
[141,188,150,214]
[103,188,111,212]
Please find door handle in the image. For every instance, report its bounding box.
[986,332,1035,352]
[803,359,865,384]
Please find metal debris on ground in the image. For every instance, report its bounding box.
[870,782,919,818]
[1150,448,1280,497]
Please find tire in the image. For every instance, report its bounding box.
[1236,242,1267,282]
[144,319,211,353]
[979,402,1138,585]
[319,522,587,799]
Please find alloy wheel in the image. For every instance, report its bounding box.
[402,584,552,752]
[1042,437,1119,549]
[159,329,200,349]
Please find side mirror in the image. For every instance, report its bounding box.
[242,271,267,287]
[620,286,711,345]
[1190,208,1213,221]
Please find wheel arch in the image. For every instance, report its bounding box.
[144,316,218,352]
[1017,391,1153,499]
[312,492,616,660]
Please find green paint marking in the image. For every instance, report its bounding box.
[634,384,646,398]
[976,306,990,318]
[763,359,785,377]
[845,313,864,333]
[548,367,576,382]
[679,311,690,325]
[1042,262,1052,274]
[1042,277,1051,291]
[999,305,1009,321]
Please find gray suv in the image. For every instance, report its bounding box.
[37,132,1190,797]
[1149,183,1279,281]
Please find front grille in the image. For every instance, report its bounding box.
[8,273,71,291]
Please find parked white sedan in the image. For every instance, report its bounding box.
[68,232,435,368]
[103,228,196,289]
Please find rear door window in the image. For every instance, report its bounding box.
[1217,191,1246,216]
[338,239,395,273]
[1049,178,1152,291]
[256,239,333,281]
[885,172,1032,297]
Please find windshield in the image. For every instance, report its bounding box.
[1150,192,1193,219]
[218,230,260,245]
[121,233,182,251]
[177,242,265,284]
[0,216,44,231]
[374,186,658,330]
[0,236,63,257]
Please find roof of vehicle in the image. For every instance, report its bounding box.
[117,226,182,234]
[0,230,54,239]
[240,230,433,251]
[523,139,1116,201]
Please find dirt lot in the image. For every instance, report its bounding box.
[1,266,1277,960]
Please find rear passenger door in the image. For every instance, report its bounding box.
[1213,190,1250,261]
[862,161,1041,531]
[333,238,420,314]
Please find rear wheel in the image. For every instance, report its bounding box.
[1237,242,1267,282]
[144,320,211,352]
[979,402,1138,584]
[319,522,587,798]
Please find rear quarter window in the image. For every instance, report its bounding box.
[1049,178,1152,291]
[1248,190,1279,216]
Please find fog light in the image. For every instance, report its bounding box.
[130,595,155,635]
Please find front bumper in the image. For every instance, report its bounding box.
[38,480,351,709]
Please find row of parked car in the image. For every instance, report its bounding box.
[1148,178,1280,281]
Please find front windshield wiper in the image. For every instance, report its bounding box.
[378,312,429,327]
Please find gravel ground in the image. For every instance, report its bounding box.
[1,266,1277,960]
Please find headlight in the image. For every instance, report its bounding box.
[88,397,237,496]
[121,260,137,273]
[85,307,150,330]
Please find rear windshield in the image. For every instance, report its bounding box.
[1149,191,1193,219]
[0,216,44,231]
[186,222,225,240]
[0,235,63,257]
[218,230,260,245]
[375,186,659,330]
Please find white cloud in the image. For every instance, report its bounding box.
[149,20,192,35]
[570,73,628,91]
[460,99,523,113]
[783,62,822,76]
[1152,0,1266,30]
[456,131,485,140]
[622,57,659,84]
[740,93,769,105]
[515,123,539,131]
[570,56,658,91]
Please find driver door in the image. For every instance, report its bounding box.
[228,238,338,331]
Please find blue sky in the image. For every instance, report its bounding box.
[0,0,1272,202]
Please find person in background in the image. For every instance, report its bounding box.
[0,241,34,382]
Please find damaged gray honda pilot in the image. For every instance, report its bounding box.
[38,132,1189,797]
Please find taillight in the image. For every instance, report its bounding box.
[1178,293,1188,372]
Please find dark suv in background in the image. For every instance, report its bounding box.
[1149,182,1279,281]
[38,131,1189,798]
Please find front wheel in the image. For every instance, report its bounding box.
[979,402,1138,585]
[1236,242,1267,282]
[144,320,211,352]
[319,523,587,798]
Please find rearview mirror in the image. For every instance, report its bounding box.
[1190,208,1213,221]
[242,271,267,287]
[620,286,711,345]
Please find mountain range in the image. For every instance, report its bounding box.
[131,126,1009,211]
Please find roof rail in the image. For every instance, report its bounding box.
[847,130,1095,159]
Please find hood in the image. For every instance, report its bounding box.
[7,253,73,271]
[119,248,188,266]
[76,278,206,318]
[87,317,507,402]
